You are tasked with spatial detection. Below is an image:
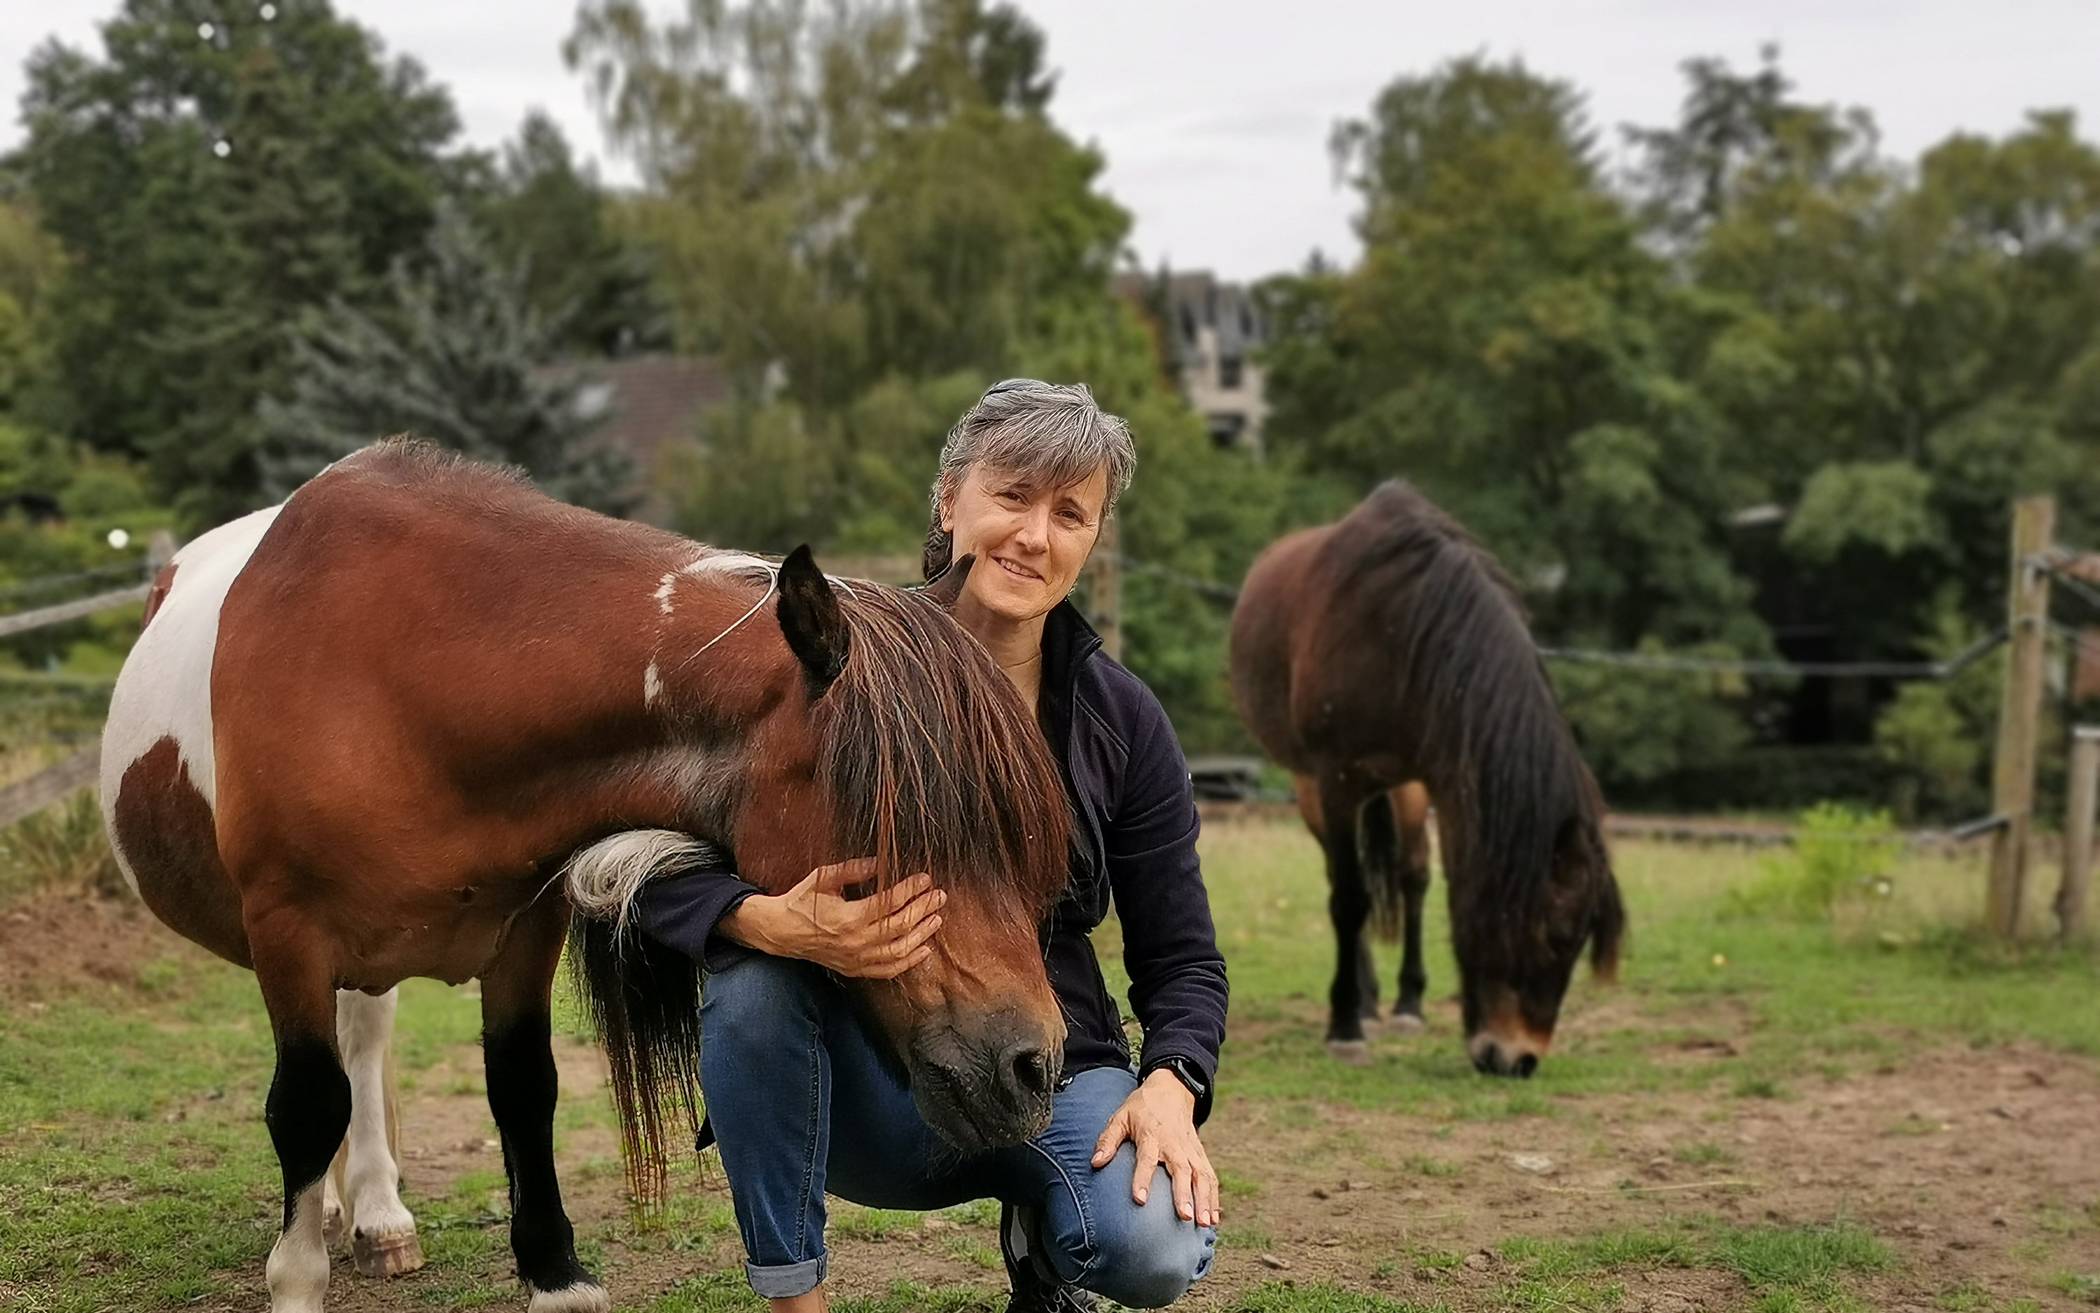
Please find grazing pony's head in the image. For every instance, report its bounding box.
[570,549,1070,1199]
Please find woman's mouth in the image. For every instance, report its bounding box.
[992,556,1043,582]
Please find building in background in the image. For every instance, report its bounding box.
[1114,270,1271,453]
[564,354,729,526]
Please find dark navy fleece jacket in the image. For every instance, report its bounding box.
[628,599,1230,1123]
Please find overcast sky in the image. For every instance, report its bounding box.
[6,2,2099,280]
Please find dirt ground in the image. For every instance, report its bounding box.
[8,891,2099,1312]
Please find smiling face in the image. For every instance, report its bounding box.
[940,463,1110,625]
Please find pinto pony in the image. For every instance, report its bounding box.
[1228,481,1623,1075]
[99,440,1070,1313]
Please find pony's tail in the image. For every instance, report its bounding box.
[566,913,704,1210]
[1355,792,1406,944]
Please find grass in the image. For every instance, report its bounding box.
[1497,1219,1891,1310]
[5,818,2100,1310]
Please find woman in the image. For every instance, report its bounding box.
[630,379,1227,1311]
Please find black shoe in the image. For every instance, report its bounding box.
[1001,1203,1101,1313]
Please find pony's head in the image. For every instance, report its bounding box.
[732,549,1070,1148]
[1448,797,1623,1078]
[569,549,1071,1197]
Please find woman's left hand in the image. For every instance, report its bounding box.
[1090,1070,1220,1228]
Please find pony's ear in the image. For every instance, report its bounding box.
[776,545,849,697]
[921,553,976,610]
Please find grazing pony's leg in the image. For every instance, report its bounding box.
[480,895,608,1313]
[1304,772,1374,1062]
[250,918,352,1313]
[331,988,422,1277]
[1391,783,1434,1031]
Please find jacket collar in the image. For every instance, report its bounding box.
[1038,598,1104,751]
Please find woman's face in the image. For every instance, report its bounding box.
[942,462,1110,625]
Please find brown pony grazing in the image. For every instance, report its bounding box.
[1228,481,1624,1076]
[98,439,1070,1313]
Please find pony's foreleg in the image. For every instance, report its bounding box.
[251,920,352,1313]
[1310,774,1373,1063]
[333,987,422,1276]
[480,896,609,1313]
[1393,783,1433,1032]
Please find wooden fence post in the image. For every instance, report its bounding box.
[1986,495,2056,938]
[2058,725,2100,943]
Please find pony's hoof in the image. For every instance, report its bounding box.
[321,1202,344,1250]
[1326,1039,1372,1066]
[529,1282,612,1313]
[1390,1012,1426,1034]
[352,1229,425,1278]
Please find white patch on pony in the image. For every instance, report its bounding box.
[654,571,677,615]
[679,550,773,582]
[564,829,728,936]
[265,1181,330,1313]
[99,504,284,896]
[334,989,416,1254]
[643,660,662,708]
[527,1281,612,1313]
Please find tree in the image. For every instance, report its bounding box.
[12,0,463,524]
[477,111,669,359]
[259,205,630,513]
[1632,54,2100,669]
[566,0,1129,542]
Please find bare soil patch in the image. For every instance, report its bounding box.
[0,886,174,1001]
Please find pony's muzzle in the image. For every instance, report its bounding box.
[1468,1030,1547,1078]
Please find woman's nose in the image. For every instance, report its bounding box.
[1014,506,1051,551]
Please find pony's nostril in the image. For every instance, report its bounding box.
[1006,1043,1057,1099]
[1514,1053,1539,1079]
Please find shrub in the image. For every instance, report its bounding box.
[1730,802,1900,920]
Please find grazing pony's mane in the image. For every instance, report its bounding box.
[1337,481,1621,972]
[569,552,1072,1205]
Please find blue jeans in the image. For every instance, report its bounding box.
[697,953,1217,1305]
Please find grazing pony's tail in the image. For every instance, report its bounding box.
[564,830,716,1209]
[1356,792,1406,944]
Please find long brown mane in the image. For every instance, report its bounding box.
[570,561,1070,1204]
[1331,482,1622,973]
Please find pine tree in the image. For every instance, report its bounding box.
[14,0,462,524]
[259,205,632,513]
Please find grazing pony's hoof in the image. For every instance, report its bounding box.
[321,1199,344,1250]
[352,1229,425,1278]
[1326,1038,1372,1065]
[1389,1011,1426,1034]
[528,1282,612,1313]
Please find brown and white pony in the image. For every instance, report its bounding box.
[1229,481,1624,1075]
[99,440,1070,1313]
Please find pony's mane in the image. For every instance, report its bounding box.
[1336,481,1613,964]
[819,582,1071,921]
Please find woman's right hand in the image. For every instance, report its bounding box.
[720,858,946,979]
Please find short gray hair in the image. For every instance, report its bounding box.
[922,379,1137,580]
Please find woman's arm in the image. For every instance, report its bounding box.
[631,857,946,978]
[1107,689,1230,1123]
[1096,682,1230,1229]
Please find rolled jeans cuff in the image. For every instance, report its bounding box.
[747,1254,827,1298]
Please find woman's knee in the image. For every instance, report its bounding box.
[1082,1174,1216,1308]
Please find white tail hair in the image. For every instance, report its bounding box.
[564,829,728,937]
